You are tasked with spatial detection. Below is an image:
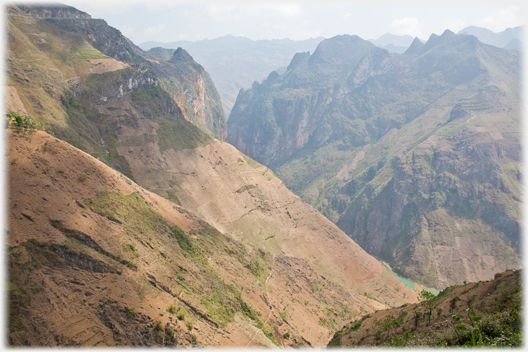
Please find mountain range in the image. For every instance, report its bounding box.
[4,2,523,348]
[6,3,423,347]
[458,25,523,51]
[227,30,522,289]
[140,36,323,117]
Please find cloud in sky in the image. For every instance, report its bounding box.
[143,24,165,36]
[442,19,467,34]
[69,0,525,44]
[475,6,523,32]
[389,17,423,38]
[119,24,135,38]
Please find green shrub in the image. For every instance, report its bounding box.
[9,111,43,131]
[78,173,87,181]
[155,321,163,331]
[126,306,134,318]
[177,309,187,321]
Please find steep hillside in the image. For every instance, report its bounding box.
[7,126,385,347]
[329,269,521,347]
[116,134,422,308]
[141,35,323,116]
[227,31,522,288]
[6,3,421,309]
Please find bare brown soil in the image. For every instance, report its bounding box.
[114,111,420,307]
[5,86,29,116]
[7,128,390,347]
[89,58,130,74]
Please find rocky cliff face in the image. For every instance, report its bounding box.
[143,36,324,117]
[147,48,227,140]
[6,4,223,178]
[227,31,522,288]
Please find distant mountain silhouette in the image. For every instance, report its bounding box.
[458,25,523,50]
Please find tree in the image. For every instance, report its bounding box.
[419,290,438,324]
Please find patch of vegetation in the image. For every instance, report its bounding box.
[262,326,279,346]
[155,112,213,154]
[170,226,194,254]
[166,189,181,205]
[8,282,31,333]
[310,281,322,293]
[155,321,163,332]
[131,85,163,101]
[177,309,188,321]
[243,154,264,169]
[83,190,169,237]
[126,306,135,318]
[9,111,43,131]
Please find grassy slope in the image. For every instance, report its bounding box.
[329,269,521,347]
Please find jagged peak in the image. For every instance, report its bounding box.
[419,29,482,56]
[171,47,193,61]
[308,34,376,68]
[169,47,203,72]
[404,37,425,56]
[441,29,456,37]
[286,51,310,71]
[263,70,280,86]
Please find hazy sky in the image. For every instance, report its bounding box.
[56,0,526,46]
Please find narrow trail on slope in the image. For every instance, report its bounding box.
[246,255,278,348]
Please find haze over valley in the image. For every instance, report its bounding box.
[4,1,524,348]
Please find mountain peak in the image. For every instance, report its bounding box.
[441,29,456,37]
[404,37,425,56]
[308,34,375,68]
[287,51,310,71]
[171,47,193,61]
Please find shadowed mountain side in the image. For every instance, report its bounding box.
[227,30,522,289]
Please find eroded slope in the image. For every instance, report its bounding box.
[7,127,384,347]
